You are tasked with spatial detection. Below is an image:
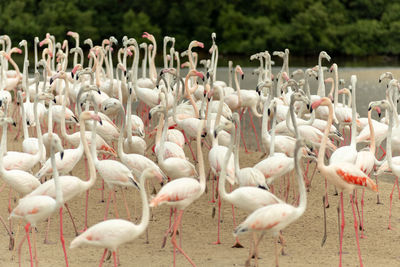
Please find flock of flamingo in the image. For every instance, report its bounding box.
[0,31,398,267]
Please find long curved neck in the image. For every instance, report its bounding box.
[0,122,7,170]
[34,95,43,157]
[234,117,241,176]
[261,96,272,151]
[317,101,333,170]
[142,46,147,78]
[288,98,299,138]
[387,106,395,172]
[228,61,233,87]
[50,141,63,206]
[367,110,375,154]
[158,109,169,163]
[184,73,199,118]
[213,46,219,82]
[155,113,164,147]
[79,117,97,190]
[19,94,29,139]
[60,78,72,142]
[108,48,114,92]
[218,123,235,201]
[197,122,206,193]
[7,56,21,78]
[317,56,325,97]
[118,107,128,160]
[388,86,400,127]
[234,70,241,107]
[350,83,357,149]
[269,105,277,156]
[136,172,150,234]
[334,67,339,105]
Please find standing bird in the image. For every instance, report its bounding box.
[10,133,65,267]
[150,120,206,267]
[234,139,307,267]
[70,168,158,267]
[311,96,377,267]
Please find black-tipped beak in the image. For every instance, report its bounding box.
[0,100,2,107]
[53,98,57,103]
[97,89,101,94]
[124,70,127,76]
[73,116,79,123]
[27,120,30,126]
[241,74,244,80]
[310,106,313,113]
[378,79,381,83]
[206,72,210,79]
[378,112,381,118]
[257,90,261,96]
[316,76,318,80]
[148,113,152,120]
[307,104,310,111]
[213,131,217,139]
[12,122,16,127]
[129,177,139,189]
[159,70,163,76]
[201,76,204,82]
[129,88,132,94]
[99,119,103,126]
[50,78,54,85]
[60,151,64,160]
[368,106,372,111]
[202,132,207,138]
[76,74,79,80]
[207,97,211,102]
[104,106,107,111]
[71,72,74,78]
[267,109,270,116]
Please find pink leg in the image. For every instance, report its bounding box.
[360,189,365,238]
[248,110,261,152]
[99,248,108,267]
[339,192,345,267]
[378,145,386,161]
[324,178,329,208]
[214,182,221,245]
[64,204,78,236]
[112,251,117,267]
[18,233,27,267]
[239,109,249,153]
[350,194,364,267]
[83,157,89,231]
[24,223,34,267]
[388,182,396,230]
[182,130,196,161]
[171,210,196,267]
[59,207,69,267]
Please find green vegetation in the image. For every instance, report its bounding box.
[0,0,398,56]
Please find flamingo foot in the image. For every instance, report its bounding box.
[232,242,244,248]
[213,240,221,245]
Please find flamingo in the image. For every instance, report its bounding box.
[234,139,307,267]
[70,168,158,267]
[10,133,66,267]
[311,96,377,267]
[150,120,206,267]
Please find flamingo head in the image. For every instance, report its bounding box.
[368,100,391,114]
[329,63,337,73]
[67,31,79,39]
[324,77,333,84]
[310,97,331,113]
[195,41,204,48]
[142,32,154,41]
[71,64,83,79]
[235,65,244,80]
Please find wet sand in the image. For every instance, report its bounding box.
[0,127,400,267]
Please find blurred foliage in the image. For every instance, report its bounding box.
[0,0,399,56]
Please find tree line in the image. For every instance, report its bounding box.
[1,0,399,57]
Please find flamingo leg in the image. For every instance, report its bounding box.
[321,196,327,247]
[64,203,78,236]
[112,251,117,267]
[230,183,243,248]
[339,192,344,267]
[214,179,221,245]
[324,178,329,208]
[44,217,52,244]
[83,157,89,231]
[32,228,38,267]
[112,190,119,218]
[99,248,108,267]
[59,207,69,267]
[162,208,176,249]
[375,175,382,204]
[388,181,396,230]
[248,110,261,152]
[274,235,280,267]
[245,234,255,267]
[182,130,196,161]
[239,108,249,153]
[350,194,364,267]
[24,223,33,267]
[360,189,365,238]
[0,215,14,250]
[171,210,196,267]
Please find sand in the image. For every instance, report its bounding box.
[0,127,400,267]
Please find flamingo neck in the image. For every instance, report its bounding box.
[185,73,199,118]
[79,116,97,190]
[218,123,236,201]
[317,101,333,171]
[367,110,375,154]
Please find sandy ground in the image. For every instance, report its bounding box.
[0,125,400,267]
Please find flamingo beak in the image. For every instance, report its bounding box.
[60,151,64,160]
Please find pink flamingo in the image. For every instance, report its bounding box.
[311,96,377,267]
[150,120,206,267]
[234,139,307,267]
[10,133,66,267]
[70,168,158,267]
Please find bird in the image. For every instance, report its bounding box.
[234,139,307,267]
[150,120,206,267]
[311,96,377,267]
[70,168,158,267]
